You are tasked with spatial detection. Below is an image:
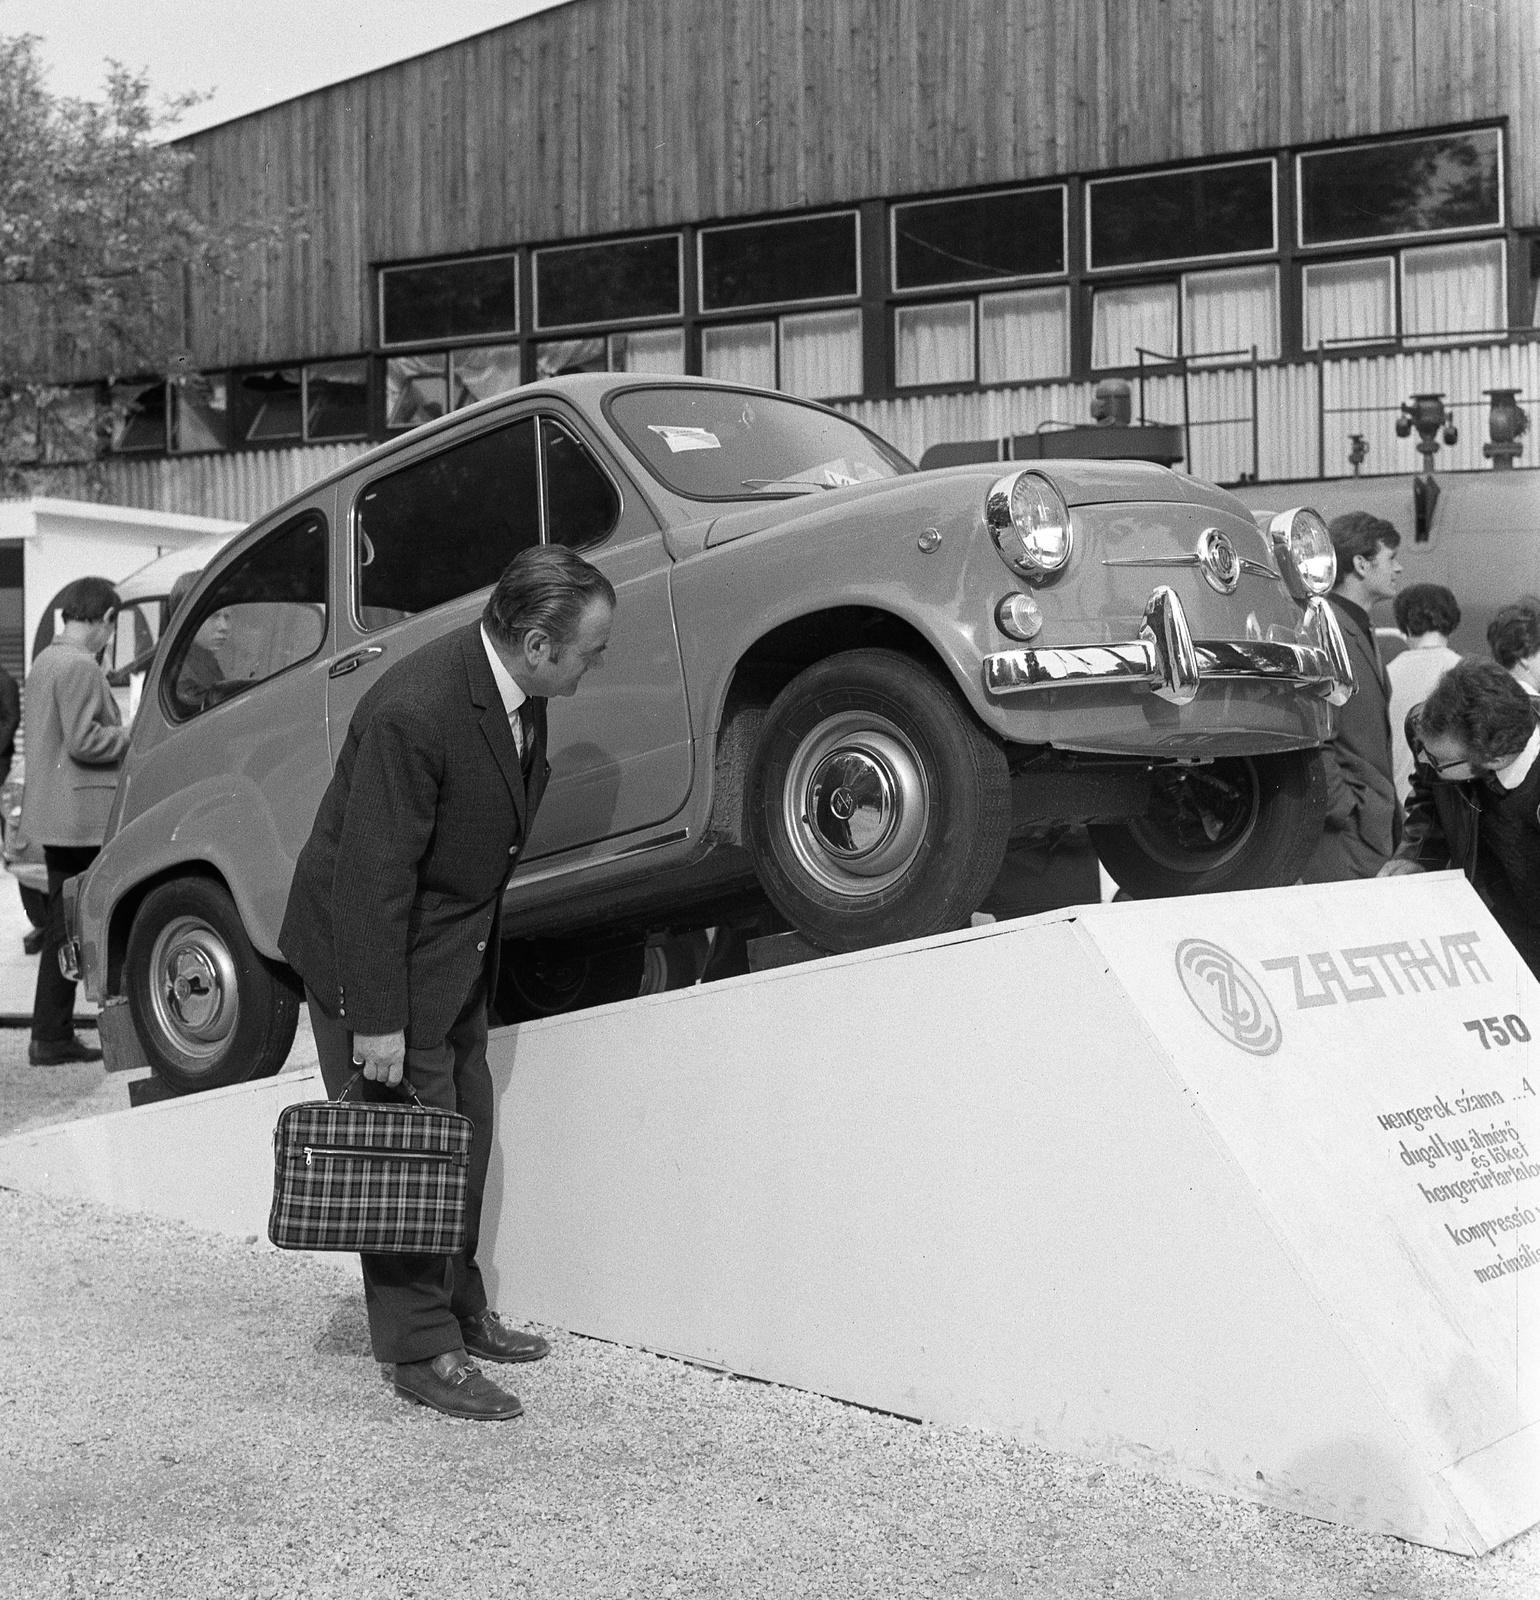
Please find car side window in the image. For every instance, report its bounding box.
[163,512,329,722]
[355,417,540,629]
[542,417,621,550]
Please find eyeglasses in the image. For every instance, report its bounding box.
[1417,744,1526,779]
[1419,747,1480,776]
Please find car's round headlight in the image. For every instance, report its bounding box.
[986,470,1073,580]
[1267,507,1336,598]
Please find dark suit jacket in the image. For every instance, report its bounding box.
[1301,594,1401,882]
[279,623,550,1047]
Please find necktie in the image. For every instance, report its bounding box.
[513,702,534,773]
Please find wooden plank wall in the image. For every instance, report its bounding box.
[101,0,1540,370]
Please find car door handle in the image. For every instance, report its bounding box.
[329,646,385,679]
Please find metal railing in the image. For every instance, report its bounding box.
[1127,325,1539,483]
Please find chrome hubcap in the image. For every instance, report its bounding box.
[147,916,240,1064]
[784,712,929,896]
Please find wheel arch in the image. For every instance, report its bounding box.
[705,606,966,848]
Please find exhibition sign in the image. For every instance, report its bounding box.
[1087,874,1536,1553]
[483,871,1535,1555]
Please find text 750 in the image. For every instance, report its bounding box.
[1463,1014,1530,1049]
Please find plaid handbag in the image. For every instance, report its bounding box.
[268,1074,474,1254]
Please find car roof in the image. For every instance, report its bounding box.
[116,533,239,604]
[235,373,874,533]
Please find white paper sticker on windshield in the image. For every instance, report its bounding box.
[648,425,721,453]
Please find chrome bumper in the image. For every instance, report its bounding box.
[983,587,1355,708]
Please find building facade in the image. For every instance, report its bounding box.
[21,0,1540,519]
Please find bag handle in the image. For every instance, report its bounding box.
[336,1069,430,1113]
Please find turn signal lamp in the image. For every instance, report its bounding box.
[986,470,1073,582]
[1266,507,1337,600]
[997,593,1044,640]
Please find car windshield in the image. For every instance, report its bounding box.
[608,385,914,500]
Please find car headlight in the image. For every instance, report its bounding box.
[1265,507,1336,599]
[986,470,1073,581]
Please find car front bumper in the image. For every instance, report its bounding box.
[983,587,1354,709]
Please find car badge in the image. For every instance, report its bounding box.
[917,527,942,552]
[1195,528,1241,594]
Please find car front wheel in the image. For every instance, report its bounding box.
[1088,748,1327,898]
[124,878,298,1093]
[746,648,1012,953]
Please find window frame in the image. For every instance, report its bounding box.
[159,507,331,725]
[346,405,627,635]
[889,182,1069,295]
[1293,126,1506,252]
[1084,156,1279,274]
[302,360,371,443]
[893,297,978,390]
[1299,254,1399,351]
[696,209,863,314]
[532,233,685,332]
[378,251,522,351]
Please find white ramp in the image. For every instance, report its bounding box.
[2,874,1535,1553]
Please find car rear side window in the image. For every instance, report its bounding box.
[543,418,621,550]
[355,417,540,629]
[164,511,329,722]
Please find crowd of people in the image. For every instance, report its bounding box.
[1301,510,1540,977]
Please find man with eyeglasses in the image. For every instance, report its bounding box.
[1380,658,1540,978]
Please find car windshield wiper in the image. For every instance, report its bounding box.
[740,479,827,495]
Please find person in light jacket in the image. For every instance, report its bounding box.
[21,577,130,1064]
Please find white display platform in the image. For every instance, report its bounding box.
[0,876,94,1020]
[2,874,1534,1554]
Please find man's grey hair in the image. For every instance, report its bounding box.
[482,545,615,654]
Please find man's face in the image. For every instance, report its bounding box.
[523,597,614,697]
[1354,541,1402,604]
[1514,650,1540,692]
[1418,731,1479,782]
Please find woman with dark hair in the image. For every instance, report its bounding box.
[1386,583,1462,804]
[1487,600,1540,697]
[1381,658,1540,975]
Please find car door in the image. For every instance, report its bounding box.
[522,409,692,859]
[324,403,692,856]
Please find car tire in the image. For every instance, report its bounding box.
[495,939,649,1023]
[1088,748,1327,899]
[124,878,298,1094]
[746,648,1011,953]
[19,885,47,928]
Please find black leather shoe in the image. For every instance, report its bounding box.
[28,1036,103,1065]
[459,1309,550,1364]
[393,1350,523,1420]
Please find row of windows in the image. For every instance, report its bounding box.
[381,126,1503,346]
[102,240,1510,454]
[35,122,1520,459]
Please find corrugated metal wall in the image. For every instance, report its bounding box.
[843,342,1540,486]
[40,443,369,526]
[24,344,1538,522]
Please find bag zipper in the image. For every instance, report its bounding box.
[300,1144,467,1168]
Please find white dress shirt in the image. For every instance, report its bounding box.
[480,625,528,757]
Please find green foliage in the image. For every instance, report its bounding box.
[0,33,259,489]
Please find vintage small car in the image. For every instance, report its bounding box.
[66,374,1352,1091]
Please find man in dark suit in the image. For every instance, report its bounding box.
[280,545,616,1421]
[1301,511,1404,883]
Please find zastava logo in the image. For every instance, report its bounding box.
[1175,938,1282,1056]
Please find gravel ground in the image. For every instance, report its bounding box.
[1,1185,1536,1600]
[0,1012,319,1140]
